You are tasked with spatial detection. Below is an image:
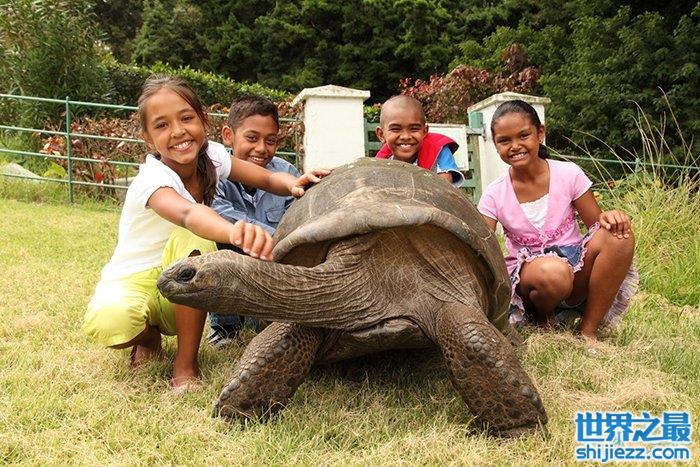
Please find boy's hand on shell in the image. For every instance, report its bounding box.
[230,220,275,261]
[291,168,332,198]
[599,210,631,239]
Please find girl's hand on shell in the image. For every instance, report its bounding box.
[290,168,332,198]
[229,220,275,261]
[599,210,631,239]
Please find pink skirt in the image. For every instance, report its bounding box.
[508,224,639,327]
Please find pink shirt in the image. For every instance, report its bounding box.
[478,159,592,275]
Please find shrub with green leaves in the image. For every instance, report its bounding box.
[0,0,110,126]
[106,61,290,107]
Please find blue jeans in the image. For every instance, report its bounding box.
[209,312,243,329]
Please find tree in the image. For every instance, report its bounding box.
[128,0,532,100]
[199,1,274,80]
[93,0,143,62]
[543,6,699,157]
[131,0,206,68]
[0,0,110,124]
[451,3,699,159]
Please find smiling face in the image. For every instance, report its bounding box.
[141,88,207,170]
[376,103,428,163]
[491,112,545,168]
[222,114,279,167]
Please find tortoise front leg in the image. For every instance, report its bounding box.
[214,322,323,420]
[433,303,547,437]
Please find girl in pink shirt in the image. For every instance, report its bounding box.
[478,100,637,341]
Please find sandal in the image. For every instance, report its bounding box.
[170,377,203,394]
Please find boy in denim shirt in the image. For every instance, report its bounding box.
[208,95,300,348]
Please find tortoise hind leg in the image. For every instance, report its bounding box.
[433,303,547,437]
[214,322,323,420]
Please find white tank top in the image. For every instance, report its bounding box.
[520,194,548,229]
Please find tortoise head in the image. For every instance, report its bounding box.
[157,250,252,312]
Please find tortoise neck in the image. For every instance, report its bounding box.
[231,237,377,328]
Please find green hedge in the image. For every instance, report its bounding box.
[106,61,291,107]
[107,60,383,124]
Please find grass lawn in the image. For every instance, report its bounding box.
[1,184,698,464]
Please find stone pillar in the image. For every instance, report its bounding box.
[467,92,551,195]
[292,85,371,172]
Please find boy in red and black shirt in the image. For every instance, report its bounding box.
[375,95,464,187]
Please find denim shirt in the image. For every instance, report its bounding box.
[212,156,300,235]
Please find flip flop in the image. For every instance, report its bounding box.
[170,377,204,394]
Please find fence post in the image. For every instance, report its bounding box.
[65,96,74,203]
[292,85,370,171]
[467,135,482,203]
[467,112,483,203]
[363,118,370,157]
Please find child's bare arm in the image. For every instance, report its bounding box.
[229,157,330,197]
[287,169,331,197]
[598,210,632,238]
[148,187,274,260]
[573,190,601,228]
[573,189,631,239]
[481,214,497,232]
[437,172,453,184]
[228,157,290,195]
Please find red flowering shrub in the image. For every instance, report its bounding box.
[40,113,145,197]
[399,44,539,123]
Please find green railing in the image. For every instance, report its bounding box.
[0,94,300,203]
[549,154,698,172]
[4,93,695,205]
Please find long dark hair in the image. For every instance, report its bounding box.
[490,99,550,159]
[137,75,218,205]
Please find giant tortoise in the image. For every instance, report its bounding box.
[158,158,547,436]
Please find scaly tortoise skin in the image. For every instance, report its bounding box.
[158,158,547,436]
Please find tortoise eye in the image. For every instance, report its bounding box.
[176,267,197,283]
